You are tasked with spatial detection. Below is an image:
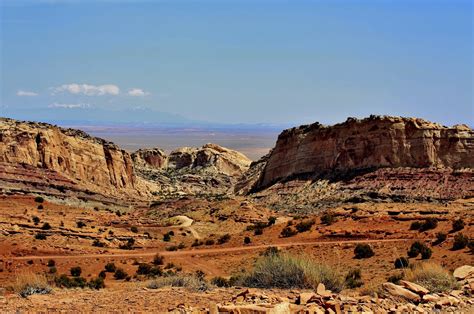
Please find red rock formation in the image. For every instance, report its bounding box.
[0,118,145,198]
[252,116,474,191]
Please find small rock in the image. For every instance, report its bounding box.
[298,292,315,305]
[422,294,440,303]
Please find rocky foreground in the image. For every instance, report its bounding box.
[1,265,473,313]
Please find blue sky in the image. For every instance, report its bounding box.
[1,0,472,126]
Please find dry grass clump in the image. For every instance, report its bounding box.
[239,252,343,292]
[13,272,52,297]
[404,262,458,293]
[147,274,209,292]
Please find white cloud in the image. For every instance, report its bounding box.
[48,102,91,109]
[52,83,120,96]
[128,88,150,97]
[17,90,38,96]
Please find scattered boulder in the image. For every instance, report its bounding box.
[453,265,474,280]
[382,282,421,302]
[400,280,430,296]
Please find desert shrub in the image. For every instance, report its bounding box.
[217,234,231,245]
[205,239,215,245]
[254,228,263,236]
[420,246,432,259]
[130,226,138,233]
[98,271,106,279]
[76,221,86,228]
[452,219,465,232]
[452,233,469,250]
[147,274,209,292]
[104,263,116,272]
[238,253,343,292]
[70,266,82,277]
[268,216,277,226]
[34,196,44,203]
[88,277,105,290]
[191,239,203,247]
[394,257,409,269]
[419,218,438,232]
[410,221,422,230]
[153,253,164,265]
[136,263,162,277]
[295,219,315,233]
[92,239,105,247]
[195,270,205,280]
[32,216,40,225]
[262,246,280,256]
[37,204,44,210]
[345,268,363,288]
[47,259,56,267]
[435,232,447,245]
[407,241,427,258]
[115,210,122,217]
[244,236,251,244]
[163,233,171,242]
[211,276,232,287]
[280,227,297,238]
[119,238,135,250]
[35,233,47,240]
[113,268,128,280]
[354,244,374,259]
[49,267,57,274]
[321,212,336,225]
[41,222,51,230]
[54,274,87,288]
[166,245,178,251]
[404,263,458,293]
[246,222,269,231]
[14,272,52,298]
[177,242,186,249]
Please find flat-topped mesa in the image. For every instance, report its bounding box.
[253,115,474,190]
[0,117,143,198]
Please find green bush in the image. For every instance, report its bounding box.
[163,233,171,242]
[119,238,135,250]
[70,266,82,277]
[35,233,47,240]
[92,239,105,247]
[345,268,363,288]
[130,226,138,233]
[32,216,40,225]
[211,276,232,287]
[420,246,432,259]
[394,257,409,269]
[54,274,87,288]
[104,263,116,272]
[452,219,465,232]
[113,268,128,280]
[47,259,56,267]
[76,221,86,228]
[410,221,422,230]
[408,241,427,258]
[280,227,297,238]
[387,273,403,284]
[254,228,263,235]
[354,244,374,259]
[205,239,215,245]
[98,271,106,279]
[34,196,44,203]
[244,236,251,244]
[41,223,51,230]
[435,232,447,244]
[88,277,105,289]
[295,219,315,233]
[217,234,231,245]
[267,216,277,226]
[153,253,164,265]
[238,253,343,292]
[419,218,438,232]
[136,263,162,277]
[49,267,57,274]
[452,233,469,250]
[321,212,336,226]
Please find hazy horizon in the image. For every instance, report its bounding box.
[1,0,472,127]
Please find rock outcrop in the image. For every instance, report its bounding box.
[252,116,474,191]
[133,144,251,196]
[0,117,146,199]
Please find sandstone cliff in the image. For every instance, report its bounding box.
[251,115,474,191]
[0,117,146,199]
[133,144,251,195]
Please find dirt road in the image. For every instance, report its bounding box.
[7,238,414,261]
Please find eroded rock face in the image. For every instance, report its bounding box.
[252,116,474,191]
[133,143,252,195]
[0,118,143,198]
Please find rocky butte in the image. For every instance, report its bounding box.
[250,115,474,191]
[0,117,145,199]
